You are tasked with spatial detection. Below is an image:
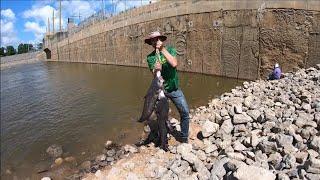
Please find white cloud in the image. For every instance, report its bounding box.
[24,21,46,41]
[0,9,18,47]
[1,9,15,19]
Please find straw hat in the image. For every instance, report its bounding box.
[144,31,167,45]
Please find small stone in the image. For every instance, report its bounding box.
[204,143,218,154]
[144,125,151,133]
[46,144,63,158]
[277,173,290,180]
[64,156,76,162]
[294,151,308,163]
[95,154,106,162]
[106,149,116,157]
[282,154,296,168]
[233,141,247,151]
[95,170,102,177]
[104,140,113,148]
[41,177,51,180]
[226,152,245,161]
[310,136,320,152]
[210,157,229,179]
[54,157,63,165]
[201,120,219,137]
[123,144,138,153]
[219,119,234,135]
[176,143,192,155]
[106,157,114,162]
[247,110,263,122]
[80,161,91,171]
[233,113,252,124]
[234,105,243,114]
[268,152,282,168]
[220,108,229,117]
[275,134,293,147]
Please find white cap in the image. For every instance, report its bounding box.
[274,63,279,68]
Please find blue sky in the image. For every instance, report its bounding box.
[1,0,156,47]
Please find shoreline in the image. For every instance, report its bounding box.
[76,64,319,180]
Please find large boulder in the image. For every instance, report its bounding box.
[233,165,276,180]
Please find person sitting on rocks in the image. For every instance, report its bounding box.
[268,63,282,80]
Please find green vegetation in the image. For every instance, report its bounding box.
[0,43,42,57]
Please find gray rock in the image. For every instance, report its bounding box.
[204,143,218,154]
[282,154,296,168]
[177,143,192,155]
[220,108,229,117]
[264,109,277,121]
[225,159,246,172]
[104,140,113,148]
[201,120,219,137]
[233,113,253,124]
[226,152,245,161]
[258,140,277,154]
[305,173,320,180]
[294,151,308,163]
[106,149,116,157]
[275,134,294,148]
[277,173,290,180]
[123,144,138,153]
[310,136,320,152]
[233,140,247,151]
[268,152,282,168]
[218,119,233,135]
[233,164,276,180]
[80,161,91,171]
[144,125,151,133]
[46,144,63,158]
[234,104,243,114]
[210,157,229,179]
[106,157,114,162]
[234,124,247,133]
[95,154,106,162]
[247,110,263,122]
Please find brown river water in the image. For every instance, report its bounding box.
[1,61,242,179]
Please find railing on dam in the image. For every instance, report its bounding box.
[44,0,320,80]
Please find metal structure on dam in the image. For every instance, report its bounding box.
[43,0,320,80]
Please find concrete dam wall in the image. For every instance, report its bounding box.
[44,0,320,80]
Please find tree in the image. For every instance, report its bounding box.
[6,46,16,56]
[0,47,6,56]
[37,43,43,50]
[18,43,24,54]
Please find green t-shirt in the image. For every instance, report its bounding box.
[147,46,179,93]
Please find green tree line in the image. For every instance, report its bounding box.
[0,43,43,57]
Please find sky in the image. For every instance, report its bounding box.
[1,0,157,47]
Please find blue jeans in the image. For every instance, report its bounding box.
[165,88,190,139]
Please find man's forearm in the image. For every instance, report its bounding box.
[161,48,177,67]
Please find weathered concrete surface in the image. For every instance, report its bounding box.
[44,0,320,80]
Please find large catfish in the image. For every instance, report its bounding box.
[155,95,169,150]
[138,70,164,122]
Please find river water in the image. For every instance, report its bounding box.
[1,61,242,178]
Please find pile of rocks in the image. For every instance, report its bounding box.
[161,65,319,179]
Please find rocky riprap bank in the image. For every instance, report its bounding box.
[42,65,320,180]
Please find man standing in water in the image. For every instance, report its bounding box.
[144,31,190,143]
